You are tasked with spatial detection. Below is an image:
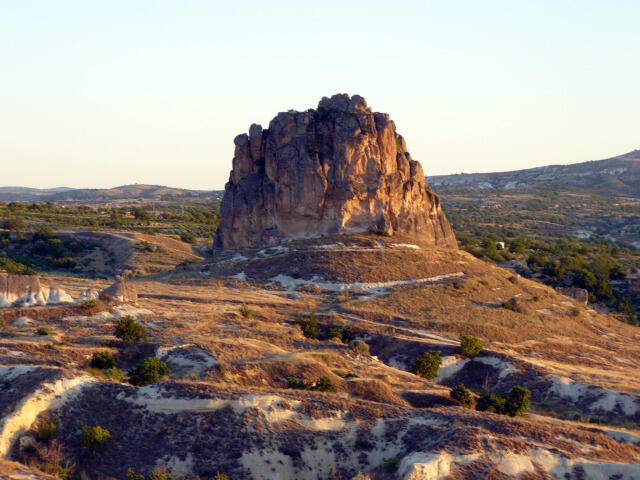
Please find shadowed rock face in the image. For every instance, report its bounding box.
[215,94,457,250]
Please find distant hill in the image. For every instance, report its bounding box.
[426,150,640,197]
[0,184,218,202]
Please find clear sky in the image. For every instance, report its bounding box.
[1,1,639,190]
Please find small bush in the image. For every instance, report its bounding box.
[314,376,336,393]
[106,367,125,382]
[43,464,69,479]
[286,376,336,393]
[286,376,309,389]
[35,418,57,441]
[239,303,252,319]
[80,425,111,447]
[450,384,475,408]
[37,327,49,336]
[90,351,116,369]
[569,307,581,317]
[298,311,321,339]
[505,386,531,416]
[476,386,531,416]
[129,357,169,386]
[81,298,102,314]
[411,351,442,380]
[383,457,398,473]
[459,334,483,357]
[0,256,36,275]
[180,231,196,244]
[349,339,370,356]
[501,297,527,313]
[114,316,147,343]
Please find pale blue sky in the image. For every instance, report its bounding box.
[1,1,639,189]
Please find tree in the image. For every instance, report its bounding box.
[129,357,170,386]
[476,385,530,416]
[458,334,483,357]
[91,351,116,369]
[450,384,475,408]
[411,351,442,380]
[2,216,25,232]
[80,425,111,447]
[505,386,531,416]
[131,207,152,222]
[114,316,147,343]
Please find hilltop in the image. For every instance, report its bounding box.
[0,185,219,203]
[427,150,640,197]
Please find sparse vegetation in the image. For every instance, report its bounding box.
[411,351,442,380]
[37,327,49,336]
[239,303,252,319]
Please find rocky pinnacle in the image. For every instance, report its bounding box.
[215,94,457,250]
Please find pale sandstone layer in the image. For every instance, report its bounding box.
[215,94,457,250]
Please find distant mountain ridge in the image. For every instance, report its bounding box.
[0,184,217,202]
[426,150,640,196]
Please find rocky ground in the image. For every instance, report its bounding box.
[1,234,639,479]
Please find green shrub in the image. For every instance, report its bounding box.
[3,216,25,231]
[80,425,111,447]
[37,327,49,336]
[569,307,581,317]
[314,376,336,393]
[180,231,196,244]
[286,376,336,393]
[35,418,57,441]
[114,316,147,343]
[90,351,116,369]
[411,351,442,380]
[106,367,125,382]
[459,334,483,357]
[450,384,475,408]
[239,303,252,319]
[327,325,354,343]
[476,386,531,416]
[298,311,321,339]
[0,256,36,275]
[129,357,170,386]
[286,376,309,389]
[505,386,531,416]
[383,457,398,472]
[476,391,507,414]
[43,464,69,479]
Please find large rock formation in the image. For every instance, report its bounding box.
[0,273,44,307]
[102,280,138,304]
[215,94,457,250]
